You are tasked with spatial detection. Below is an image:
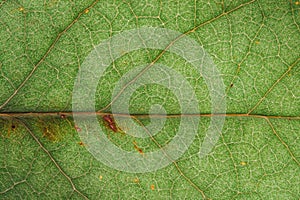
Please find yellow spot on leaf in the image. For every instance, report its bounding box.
[42,127,56,141]
[99,175,103,180]
[240,161,247,166]
[150,184,155,191]
[8,122,16,137]
[295,1,300,5]
[255,40,260,45]
[133,178,139,183]
[84,9,89,14]
[18,7,24,11]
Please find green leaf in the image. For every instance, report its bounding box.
[1,0,299,199]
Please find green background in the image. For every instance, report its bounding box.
[0,0,299,199]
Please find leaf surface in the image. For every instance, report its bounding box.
[0,0,299,199]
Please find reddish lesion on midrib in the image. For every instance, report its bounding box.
[102,115,118,132]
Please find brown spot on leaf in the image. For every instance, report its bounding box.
[60,114,66,119]
[75,125,81,132]
[133,141,144,155]
[78,141,85,146]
